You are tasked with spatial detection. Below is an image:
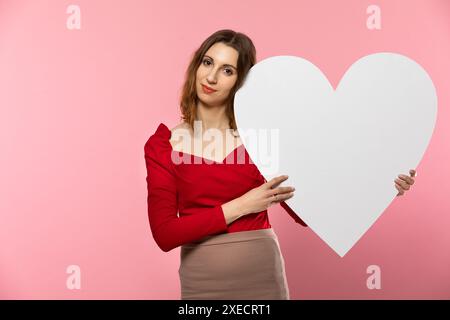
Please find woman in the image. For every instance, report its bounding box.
[144,29,416,300]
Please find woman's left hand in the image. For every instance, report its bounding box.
[395,169,416,196]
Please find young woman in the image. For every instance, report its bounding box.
[144,29,416,300]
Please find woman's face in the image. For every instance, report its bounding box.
[196,42,239,106]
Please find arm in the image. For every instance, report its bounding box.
[145,141,229,252]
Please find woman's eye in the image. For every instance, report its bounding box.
[202,59,233,75]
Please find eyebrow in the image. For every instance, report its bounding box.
[204,55,237,70]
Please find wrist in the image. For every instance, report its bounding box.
[234,196,248,217]
[222,197,247,225]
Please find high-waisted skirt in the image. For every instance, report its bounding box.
[178,227,290,300]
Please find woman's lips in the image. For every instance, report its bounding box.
[202,84,217,94]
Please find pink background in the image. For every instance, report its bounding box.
[1,0,449,299]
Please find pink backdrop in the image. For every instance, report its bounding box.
[1,0,449,299]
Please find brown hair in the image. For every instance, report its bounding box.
[179,29,257,135]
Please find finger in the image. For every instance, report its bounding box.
[395,178,410,190]
[271,192,294,204]
[267,175,288,189]
[395,183,404,195]
[399,174,415,185]
[410,169,416,177]
[398,174,414,185]
[269,186,295,196]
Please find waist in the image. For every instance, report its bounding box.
[181,227,277,248]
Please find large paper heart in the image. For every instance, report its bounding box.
[234,53,437,257]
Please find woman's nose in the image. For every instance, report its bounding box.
[206,70,218,83]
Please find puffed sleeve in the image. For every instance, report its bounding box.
[144,123,228,252]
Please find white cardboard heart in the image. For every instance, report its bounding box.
[234,53,437,257]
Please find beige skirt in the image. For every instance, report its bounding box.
[179,227,290,300]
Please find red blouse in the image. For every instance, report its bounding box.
[144,123,307,252]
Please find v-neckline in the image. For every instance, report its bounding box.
[164,123,244,164]
[170,144,245,164]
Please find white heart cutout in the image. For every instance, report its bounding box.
[234,53,437,257]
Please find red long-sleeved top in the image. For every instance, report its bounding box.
[144,123,307,252]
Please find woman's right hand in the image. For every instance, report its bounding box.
[239,175,295,216]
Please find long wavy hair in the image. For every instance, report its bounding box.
[179,29,257,135]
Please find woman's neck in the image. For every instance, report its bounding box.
[196,101,230,131]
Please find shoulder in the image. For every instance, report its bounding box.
[144,121,191,161]
[144,123,179,176]
[168,122,192,150]
[170,122,189,132]
[144,123,172,156]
